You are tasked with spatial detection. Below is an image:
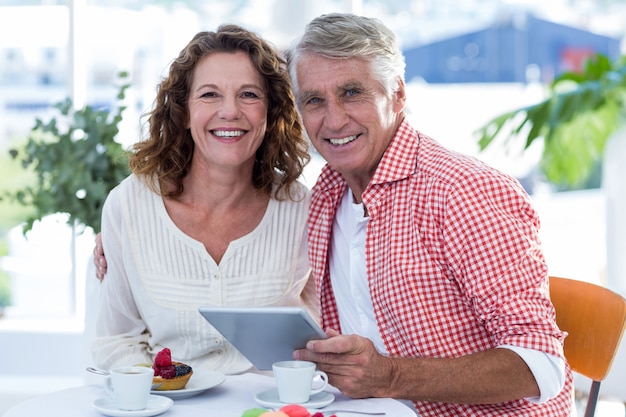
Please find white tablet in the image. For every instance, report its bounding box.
[198,306,327,370]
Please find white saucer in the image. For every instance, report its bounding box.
[92,395,173,417]
[150,370,225,399]
[254,388,335,409]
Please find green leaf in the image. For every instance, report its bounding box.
[6,71,132,234]
[474,53,626,187]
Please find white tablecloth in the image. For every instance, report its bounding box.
[4,373,416,417]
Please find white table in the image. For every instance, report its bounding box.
[4,373,416,417]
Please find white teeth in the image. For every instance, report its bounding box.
[328,135,357,145]
[213,130,245,137]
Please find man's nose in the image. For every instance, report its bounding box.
[323,99,350,130]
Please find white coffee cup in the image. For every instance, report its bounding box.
[105,366,154,410]
[272,360,329,404]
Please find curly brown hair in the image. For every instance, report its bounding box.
[130,24,309,200]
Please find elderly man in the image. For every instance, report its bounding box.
[286,13,572,417]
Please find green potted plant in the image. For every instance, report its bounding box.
[0,72,132,318]
[474,53,626,291]
[475,53,626,188]
[4,72,132,234]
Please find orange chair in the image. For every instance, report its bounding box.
[549,276,626,417]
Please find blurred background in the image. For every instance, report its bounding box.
[0,0,625,415]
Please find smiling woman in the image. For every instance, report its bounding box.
[185,51,268,191]
[92,24,318,376]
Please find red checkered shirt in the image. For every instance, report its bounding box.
[307,119,573,416]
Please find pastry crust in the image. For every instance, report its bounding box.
[138,361,193,390]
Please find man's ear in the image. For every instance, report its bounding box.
[393,78,407,112]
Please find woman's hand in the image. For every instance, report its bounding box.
[93,233,107,282]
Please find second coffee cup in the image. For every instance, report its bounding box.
[272,360,328,404]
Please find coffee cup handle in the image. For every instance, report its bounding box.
[310,370,328,395]
[105,376,115,397]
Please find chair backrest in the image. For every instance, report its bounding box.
[549,276,626,381]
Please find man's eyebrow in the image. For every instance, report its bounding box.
[298,90,319,103]
[341,81,366,91]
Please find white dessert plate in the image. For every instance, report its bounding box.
[92,395,173,417]
[254,388,335,409]
[150,369,225,399]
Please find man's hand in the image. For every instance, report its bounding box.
[293,329,397,399]
[93,233,107,282]
[294,330,541,404]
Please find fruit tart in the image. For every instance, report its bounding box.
[150,347,193,390]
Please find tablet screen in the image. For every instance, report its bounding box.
[198,306,326,370]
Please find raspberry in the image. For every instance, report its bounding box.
[311,413,324,417]
[154,347,172,368]
[152,348,178,379]
[158,365,176,379]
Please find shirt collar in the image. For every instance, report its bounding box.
[369,118,419,186]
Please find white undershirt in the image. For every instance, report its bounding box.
[329,188,565,404]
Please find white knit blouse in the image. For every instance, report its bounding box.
[92,175,317,374]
